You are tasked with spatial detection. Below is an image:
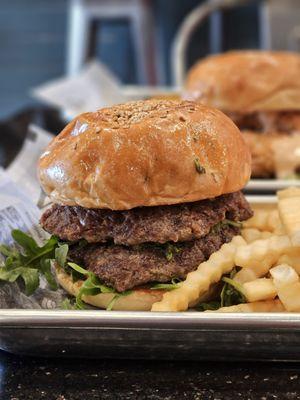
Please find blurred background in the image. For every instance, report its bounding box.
[1,0,300,168]
[0,0,255,118]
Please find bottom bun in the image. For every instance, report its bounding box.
[55,265,165,311]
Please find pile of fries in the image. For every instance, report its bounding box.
[151,188,300,313]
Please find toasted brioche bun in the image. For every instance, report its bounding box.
[55,265,164,311]
[38,99,251,210]
[184,51,300,112]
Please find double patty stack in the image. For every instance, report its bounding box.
[41,191,252,293]
[38,99,253,310]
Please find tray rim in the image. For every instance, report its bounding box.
[246,179,300,191]
[1,309,300,330]
[246,194,276,203]
[0,195,292,332]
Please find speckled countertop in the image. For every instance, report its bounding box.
[1,351,300,400]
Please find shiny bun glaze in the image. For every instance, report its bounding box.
[38,99,251,210]
[184,51,300,112]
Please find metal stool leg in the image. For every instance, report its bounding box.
[131,0,157,84]
[171,0,252,87]
[66,0,157,84]
[66,0,91,76]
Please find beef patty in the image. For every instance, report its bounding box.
[41,191,252,245]
[68,224,239,292]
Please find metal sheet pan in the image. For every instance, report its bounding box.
[0,195,296,361]
[1,310,300,361]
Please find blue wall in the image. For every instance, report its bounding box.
[0,0,259,119]
[0,0,67,118]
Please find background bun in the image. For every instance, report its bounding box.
[38,99,251,210]
[184,51,300,112]
[242,130,279,178]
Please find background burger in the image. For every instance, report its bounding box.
[38,99,252,311]
[184,51,300,179]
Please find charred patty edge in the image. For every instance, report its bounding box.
[67,223,240,292]
[41,191,252,245]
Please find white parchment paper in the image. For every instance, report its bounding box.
[7,124,54,205]
[32,61,127,116]
[0,168,68,309]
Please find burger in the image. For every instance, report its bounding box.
[38,99,253,310]
[184,51,300,178]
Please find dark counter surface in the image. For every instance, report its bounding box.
[1,351,300,400]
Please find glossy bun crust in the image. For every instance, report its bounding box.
[38,100,251,210]
[184,51,300,112]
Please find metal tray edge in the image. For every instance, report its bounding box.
[0,310,300,330]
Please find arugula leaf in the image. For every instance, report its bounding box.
[150,278,181,290]
[19,268,40,296]
[106,291,132,311]
[21,238,58,269]
[0,229,60,296]
[220,269,246,308]
[55,244,69,268]
[67,262,116,309]
[40,258,58,290]
[0,266,23,282]
[212,219,243,234]
[67,262,89,276]
[165,244,181,262]
[196,268,246,311]
[222,276,245,293]
[0,263,39,296]
[67,262,134,310]
[137,242,182,262]
[150,278,181,291]
[11,229,40,254]
[0,244,18,258]
[61,298,75,310]
[222,219,243,229]
[106,295,118,311]
[151,283,178,290]
[196,301,221,311]
[74,292,86,310]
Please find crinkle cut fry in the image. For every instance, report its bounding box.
[234,235,294,277]
[278,188,300,245]
[151,235,246,312]
[243,209,281,232]
[241,228,273,243]
[205,299,285,313]
[278,254,300,274]
[242,278,277,302]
